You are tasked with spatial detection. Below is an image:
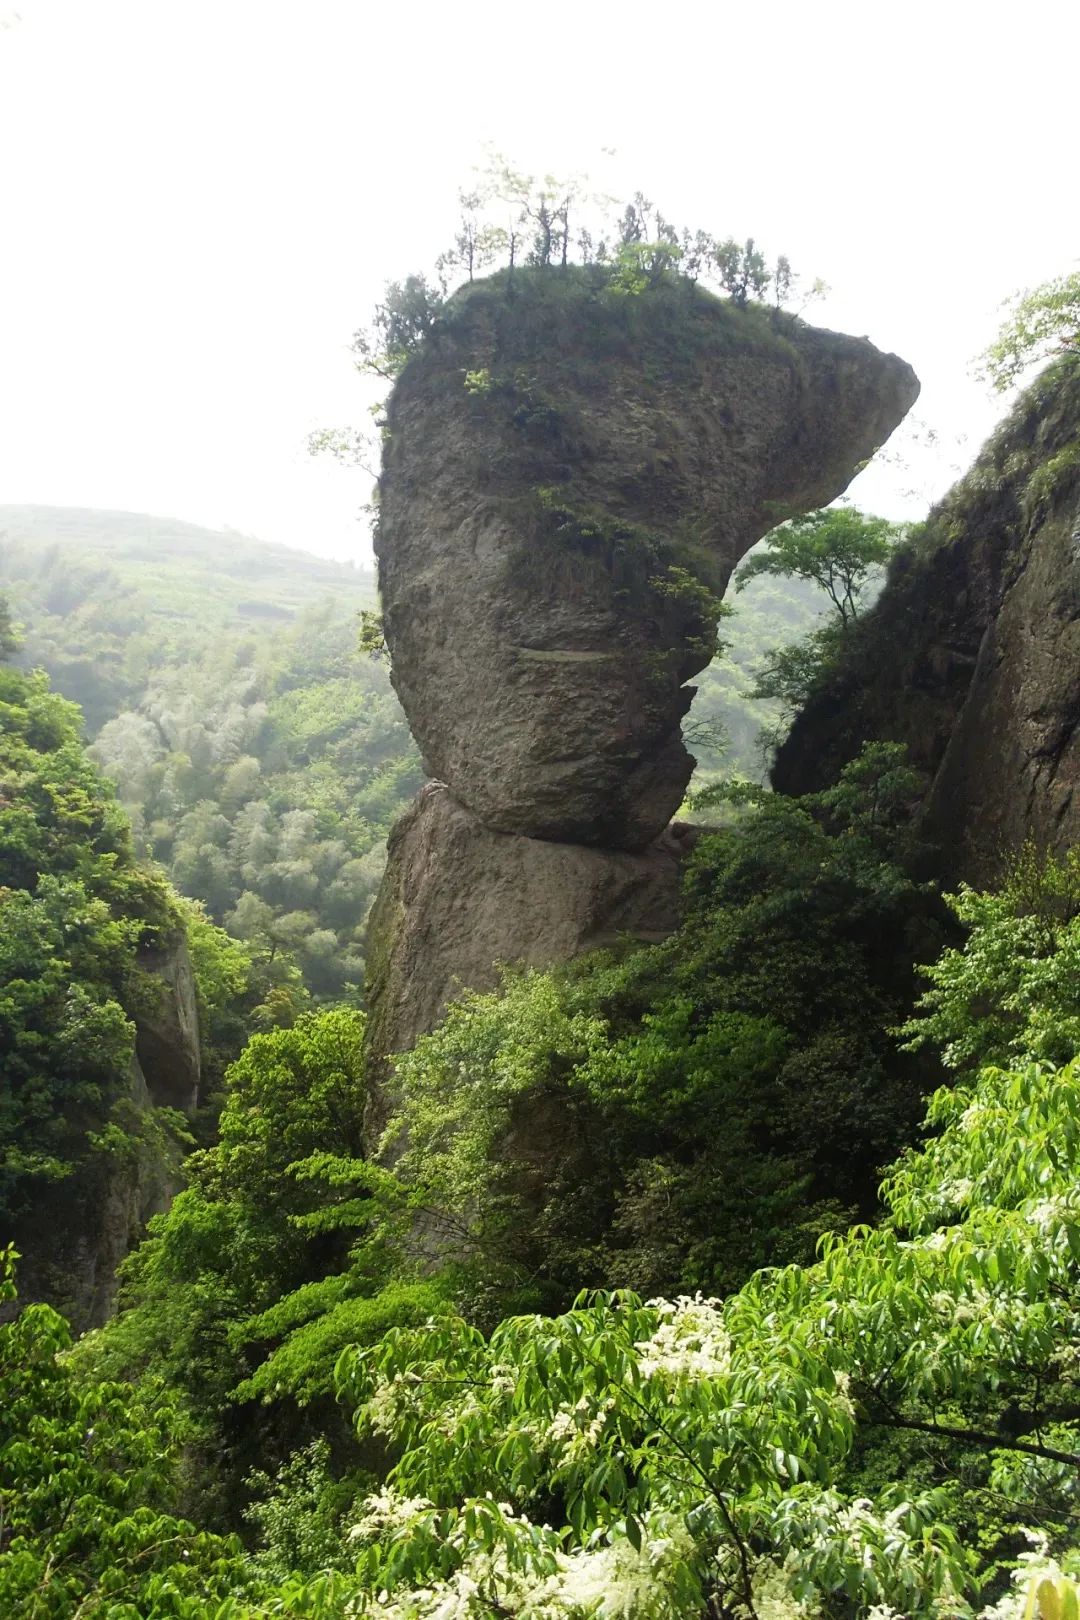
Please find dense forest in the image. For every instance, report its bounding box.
[0,507,420,1016]
[2,151,1080,1620]
[8,663,1080,1617]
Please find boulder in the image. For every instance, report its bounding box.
[378,271,919,849]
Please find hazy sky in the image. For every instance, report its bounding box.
[1,1,1077,561]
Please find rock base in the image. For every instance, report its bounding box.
[363,784,695,1142]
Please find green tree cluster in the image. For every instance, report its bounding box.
[730,507,904,759]
[78,1009,441,1523]
[353,164,821,379]
[0,1245,264,1618]
[979,271,1080,391]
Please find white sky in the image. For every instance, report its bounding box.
[1,0,1077,562]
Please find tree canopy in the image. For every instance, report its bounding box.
[5,844,1080,1615]
[980,271,1080,392]
[736,508,901,629]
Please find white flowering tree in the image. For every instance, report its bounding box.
[324,1041,1080,1619]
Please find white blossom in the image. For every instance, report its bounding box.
[349,1487,435,1541]
[635,1294,731,1381]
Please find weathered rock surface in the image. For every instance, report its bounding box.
[134,934,201,1113]
[363,783,694,1138]
[55,1056,185,1328]
[378,272,919,850]
[774,358,1080,885]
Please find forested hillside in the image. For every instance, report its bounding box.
[0,507,423,1005]
[9,742,1080,1617]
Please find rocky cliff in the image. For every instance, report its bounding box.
[365,269,919,1120]
[134,934,202,1114]
[13,931,200,1330]
[774,357,1080,885]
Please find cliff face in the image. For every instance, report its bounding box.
[134,935,202,1114]
[364,270,918,1117]
[55,1053,188,1329]
[774,358,1080,885]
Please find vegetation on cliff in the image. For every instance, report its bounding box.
[771,350,1080,876]
[979,271,1080,392]
[377,744,933,1309]
[0,632,187,1313]
[350,166,816,384]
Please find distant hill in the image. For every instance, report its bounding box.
[0,505,376,635]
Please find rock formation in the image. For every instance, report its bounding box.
[379,273,919,851]
[135,934,202,1113]
[363,784,695,1137]
[774,357,1080,886]
[365,270,919,1120]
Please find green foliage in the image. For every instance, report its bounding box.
[244,1439,363,1582]
[0,1244,262,1617]
[900,844,1080,1075]
[736,507,902,628]
[1025,439,1080,514]
[354,275,444,379]
[79,1009,444,1517]
[326,871,1080,1616]
[738,621,847,756]
[0,593,18,660]
[0,662,187,1302]
[461,367,494,396]
[177,897,256,1088]
[8,819,1080,1615]
[731,507,902,759]
[356,609,388,658]
[382,744,932,1307]
[0,517,422,1008]
[353,166,808,375]
[339,1053,960,1613]
[712,233,770,304]
[980,272,1080,392]
[684,568,826,792]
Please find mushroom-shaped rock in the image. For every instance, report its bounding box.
[378,270,919,850]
